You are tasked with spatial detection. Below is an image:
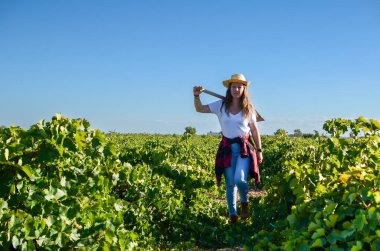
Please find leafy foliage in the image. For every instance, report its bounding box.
[1,115,379,250]
[0,115,131,250]
[274,129,288,137]
[250,117,380,250]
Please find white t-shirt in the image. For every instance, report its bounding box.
[208,99,257,139]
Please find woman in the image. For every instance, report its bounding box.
[193,73,263,223]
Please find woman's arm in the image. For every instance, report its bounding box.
[249,121,263,164]
[193,86,211,113]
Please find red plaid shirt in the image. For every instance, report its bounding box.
[215,135,261,188]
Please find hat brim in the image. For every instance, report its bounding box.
[223,79,251,88]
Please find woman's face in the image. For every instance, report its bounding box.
[230,83,245,98]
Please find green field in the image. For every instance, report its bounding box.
[1,115,379,250]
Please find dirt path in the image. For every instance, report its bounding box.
[247,189,267,199]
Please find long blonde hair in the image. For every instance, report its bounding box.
[222,85,254,119]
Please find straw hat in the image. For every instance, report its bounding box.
[222,73,251,88]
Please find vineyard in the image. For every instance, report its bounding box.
[0,115,379,250]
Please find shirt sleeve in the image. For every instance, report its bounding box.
[208,100,223,115]
[249,110,257,124]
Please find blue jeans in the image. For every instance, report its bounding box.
[224,143,250,216]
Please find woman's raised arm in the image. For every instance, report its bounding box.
[193,86,211,113]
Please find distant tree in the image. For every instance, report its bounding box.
[274,129,288,137]
[314,130,320,137]
[302,133,314,138]
[184,126,196,135]
[293,129,303,137]
[207,131,220,136]
[0,125,5,130]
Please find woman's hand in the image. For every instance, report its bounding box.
[193,86,211,113]
[193,86,204,96]
[257,151,263,164]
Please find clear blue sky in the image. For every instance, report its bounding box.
[1,0,379,135]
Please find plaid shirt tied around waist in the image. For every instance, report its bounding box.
[215,135,261,188]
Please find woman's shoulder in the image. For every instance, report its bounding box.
[208,99,224,113]
[209,99,223,107]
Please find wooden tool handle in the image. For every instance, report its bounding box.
[202,89,225,99]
